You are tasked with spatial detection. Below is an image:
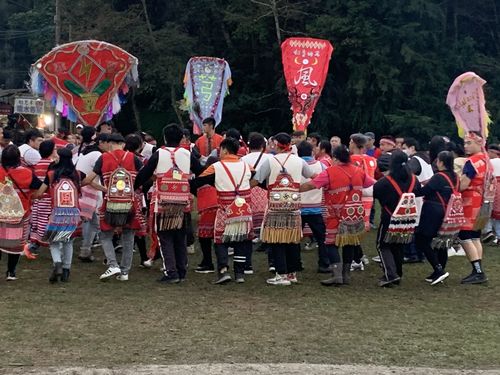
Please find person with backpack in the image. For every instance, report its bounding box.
[253,133,315,286]
[35,148,81,283]
[191,137,254,284]
[458,131,490,284]
[415,151,462,285]
[82,133,143,282]
[373,151,422,287]
[27,140,57,255]
[135,124,203,283]
[0,145,44,280]
[301,145,374,286]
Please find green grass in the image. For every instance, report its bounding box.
[0,230,499,369]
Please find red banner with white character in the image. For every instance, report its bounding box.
[281,37,334,132]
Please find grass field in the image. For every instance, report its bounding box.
[0,228,499,370]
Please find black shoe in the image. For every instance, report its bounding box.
[482,231,495,243]
[214,272,231,284]
[430,271,449,286]
[235,273,245,283]
[195,265,215,274]
[61,268,70,282]
[317,266,332,274]
[49,267,59,284]
[157,275,180,284]
[425,272,436,283]
[378,276,400,287]
[461,272,488,284]
[403,257,425,264]
[78,255,95,263]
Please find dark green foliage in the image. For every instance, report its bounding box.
[1,0,499,145]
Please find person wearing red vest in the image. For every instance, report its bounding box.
[28,140,56,253]
[0,145,44,280]
[82,133,143,282]
[302,145,374,286]
[194,117,224,160]
[349,133,377,270]
[458,132,489,284]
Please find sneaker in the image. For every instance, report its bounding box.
[99,266,121,281]
[361,255,370,265]
[91,241,101,249]
[425,272,436,283]
[244,267,254,275]
[157,275,180,284]
[252,237,261,244]
[447,248,457,257]
[268,266,276,273]
[430,271,449,286]
[6,272,17,281]
[266,273,291,286]
[114,244,123,253]
[116,273,129,281]
[228,247,234,256]
[187,244,195,254]
[492,238,499,245]
[461,272,488,284]
[482,231,495,243]
[214,272,232,284]
[370,223,377,230]
[372,255,381,263]
[195,265,215,273]
[378,276,400,287]
[286,272,298,284]
[235,274,245,283]
[143,259,154,268]
[350,261,364,271]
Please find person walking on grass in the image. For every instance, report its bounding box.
[415,151,459,285]
[373,151,421,287]
[36,148,81,283]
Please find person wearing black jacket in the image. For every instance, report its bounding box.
[415,151,457,285]
[373,151,421,287]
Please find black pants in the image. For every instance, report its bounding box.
[269,243,301,274]
[353,245,364,263]
[199,237,214,268]
[215,240,252,275]
[302,214,328,268]
[415,233,448,271]
[158,227,187,279]
[135,236,148,263]
[326,244,357,264]
[0,252,20,275]
[184,212,195,247]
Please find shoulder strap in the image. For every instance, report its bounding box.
[253,151,265,169]
[5,168,28,200]
[109,151,129,168]
[165,147,181,170]
[437,172,458,192]
[386,174,415,196]
[220,161,247,194]
[274,153,292,172]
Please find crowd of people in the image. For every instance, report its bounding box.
[0,116,498,287]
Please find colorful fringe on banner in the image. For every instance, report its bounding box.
[182,57,232,135]
[30,40,139,126]
[281,37,334,132]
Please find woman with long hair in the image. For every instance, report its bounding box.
[415,151,458,285]
[37,148,81,282]
[373,150,421,286]
[0,145,44,280]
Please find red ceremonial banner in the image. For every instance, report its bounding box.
[32,41,138,126]
[281,37,334,132]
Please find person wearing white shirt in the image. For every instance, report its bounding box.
[18,129,43,167]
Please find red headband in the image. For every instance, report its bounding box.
[380,138,396,147]
[277,142,291,151]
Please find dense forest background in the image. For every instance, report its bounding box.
[1,0,499,145]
